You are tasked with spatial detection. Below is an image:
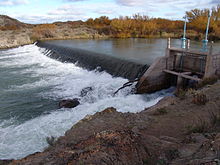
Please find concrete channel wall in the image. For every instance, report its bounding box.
[136,56,170,94]
[136,39,220,94]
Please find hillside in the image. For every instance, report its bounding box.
[0,15,105,49]
[0,15,30,30]
[0,15,23,26]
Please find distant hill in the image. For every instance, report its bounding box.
[0,15,31,30]
[0,15,104,49]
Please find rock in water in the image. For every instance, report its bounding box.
[59,99,80,108]
[80,87,93,97]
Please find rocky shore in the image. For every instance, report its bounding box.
[1,81,219,165]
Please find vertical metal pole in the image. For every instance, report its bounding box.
[181,16,187,49]
[202,11,211,52]
[183,16,187,39]
[167,38,171,49]
[209,41,214,55]
[187,39,190,50]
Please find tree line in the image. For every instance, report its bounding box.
[1,5,219,40]
[86,5,220,40]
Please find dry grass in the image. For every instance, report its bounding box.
[196,76,218,89]
[192,92,208,105]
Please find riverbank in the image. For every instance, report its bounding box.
[2,80,219,165]
[0,15,109,49]
[0,27,108,50]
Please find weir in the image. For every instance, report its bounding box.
[136,38,220,93]
[36,41,148,80]
[36,38,220,95]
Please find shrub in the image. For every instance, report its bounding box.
[186,119,209,134]
[192,92,208,105]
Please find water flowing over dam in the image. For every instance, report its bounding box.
[0,43,173,160]
[37,41,148,80]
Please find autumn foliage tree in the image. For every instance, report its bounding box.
[186,5,220,39]
[84,4,220,40]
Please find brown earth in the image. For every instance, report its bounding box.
[0,15,107,49]
[1,81,219,165]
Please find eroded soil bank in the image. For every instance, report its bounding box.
[1,81,219,165]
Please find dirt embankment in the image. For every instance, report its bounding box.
[2,81,219,165]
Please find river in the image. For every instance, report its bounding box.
[0,38,219,160]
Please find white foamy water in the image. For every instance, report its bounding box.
[0,44,173,160]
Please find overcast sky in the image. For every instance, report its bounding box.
[0,0,219,24]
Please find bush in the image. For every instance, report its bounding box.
[192,92,208,105]
[186,118,209,134]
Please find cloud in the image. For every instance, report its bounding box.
[48,5,84,16]
[115,0,145,6]
[13,13,89,24]
[115,0,217,8]
[0,0,29,6]
[47,3,115,18]
[165,12,179,17]
[210,0,220,5]
[2,0,218,24]
[65,0,86,1]
[95,9,114,15]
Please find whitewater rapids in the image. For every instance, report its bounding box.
[0,44,173,159]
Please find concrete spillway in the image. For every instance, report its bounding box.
[36,41,149,80]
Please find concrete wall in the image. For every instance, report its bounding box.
[136,56,169,94]
[136,46,220,94]
[174,55,206,74]
[205,53,220,78]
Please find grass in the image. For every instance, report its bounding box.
[196,76,218,89]
[174,89,187,100]
[186,121,209,134]
[186,109,220,134]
